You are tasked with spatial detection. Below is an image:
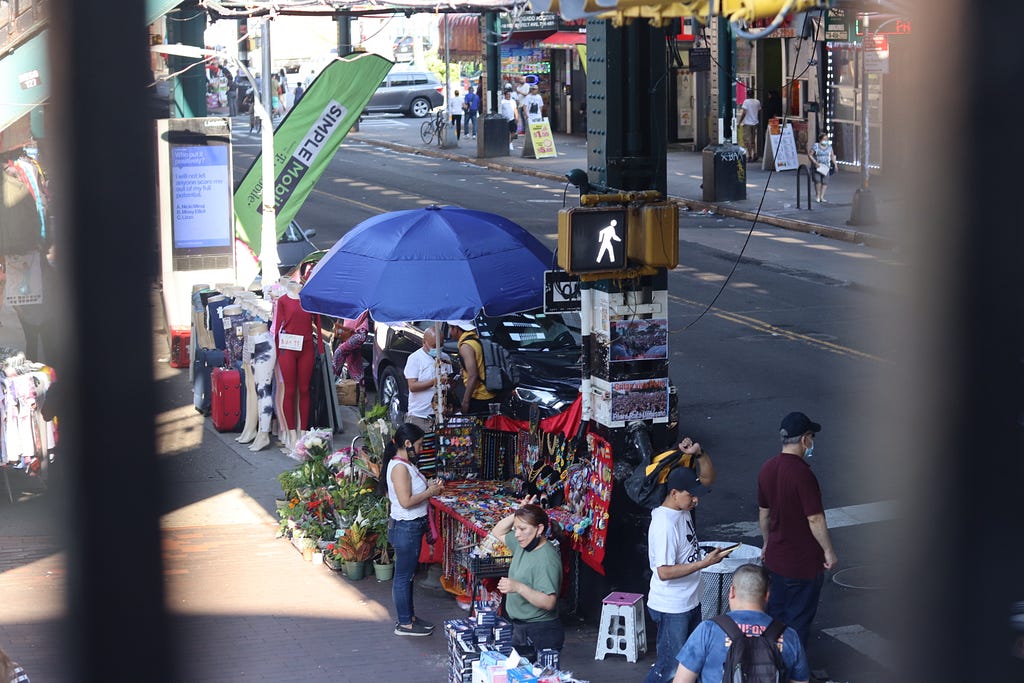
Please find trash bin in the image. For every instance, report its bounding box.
[698,541,762,621]
[479,114,510,158]
[702,144,747,202]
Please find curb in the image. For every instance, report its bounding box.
[347,133,894,249]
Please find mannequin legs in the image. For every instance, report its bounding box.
[276,345,314,430]
[248,333,275,451]
[236,361,258,443]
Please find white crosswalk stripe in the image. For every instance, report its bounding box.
[707,499,897,538]
[822,624,894,669]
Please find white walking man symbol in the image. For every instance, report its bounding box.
[596,219,622,264]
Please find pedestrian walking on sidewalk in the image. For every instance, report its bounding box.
[807,133,837,203]
[464,86,480,138]
[378,423,446,637]
[757,411,838,648]
[499,89,519,153]
[449,89,465,141]
[739,91,761,162]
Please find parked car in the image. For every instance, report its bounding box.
[364,69,444,118]
[277,221,318,274]
[392,35,433,62]
[371,311,583,424]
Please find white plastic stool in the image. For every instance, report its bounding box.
[594,591,647,663]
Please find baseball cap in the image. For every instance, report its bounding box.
[779,411,821,438]
[446,320,476,331]
[665,467,710,497]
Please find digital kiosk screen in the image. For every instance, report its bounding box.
[169,140,232,253]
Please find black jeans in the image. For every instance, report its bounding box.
[510,617,564,659]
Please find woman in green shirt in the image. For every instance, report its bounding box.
[492,500,564,657]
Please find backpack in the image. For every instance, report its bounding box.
[712,614,787,683]
[623,448,691,509]
[459,333,519,394]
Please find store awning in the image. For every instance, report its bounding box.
[540,31,587,48]
[438,14,482,57]
[0,29,48,141]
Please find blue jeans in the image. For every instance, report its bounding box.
[465,111,478,136]
[643,604,701,683]
[765,570,825,648]
[388,517,426,624]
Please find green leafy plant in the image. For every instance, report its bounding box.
[334,511,378,562]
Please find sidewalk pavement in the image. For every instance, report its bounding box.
[348,114,898,249]
[0,297,647,682]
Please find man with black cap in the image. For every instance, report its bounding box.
[447,320,496,415]
[644,466,728,683]
[757,411,838,648]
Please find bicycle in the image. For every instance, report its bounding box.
[419,108,448,145]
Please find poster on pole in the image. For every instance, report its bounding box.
[763,121,800,172]
[525,120,557,159]
[233,52,393,255]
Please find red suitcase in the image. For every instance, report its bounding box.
[169,326,191,369]
[211,366,242,432]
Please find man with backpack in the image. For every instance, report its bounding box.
[447,320,497,414]
[645,467,728,683]
[672,563,809,683]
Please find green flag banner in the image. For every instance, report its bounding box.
[233,52,393,255]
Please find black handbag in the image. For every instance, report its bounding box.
[828,160,837,176]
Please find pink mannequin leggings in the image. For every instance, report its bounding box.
[277,344,314,430]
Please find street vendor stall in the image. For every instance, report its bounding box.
[420,423,615,610]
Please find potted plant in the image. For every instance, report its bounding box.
[364,496,394,580]
[373,536,395,581]
[323,542,345,571]
[333,511,378,580]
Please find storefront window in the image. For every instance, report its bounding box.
[826,44,882,170]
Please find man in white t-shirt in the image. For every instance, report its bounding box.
[404,327,451,432]
[515,76,531,132]
[644,467,727,683]
[738,92,762,162]
[523,85,544,125]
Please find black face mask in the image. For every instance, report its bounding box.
[523,529,543,552]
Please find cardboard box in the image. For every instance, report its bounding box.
[335,378,360,405]
[506,667,539,683]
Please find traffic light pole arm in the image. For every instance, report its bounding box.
[580,190,662,206]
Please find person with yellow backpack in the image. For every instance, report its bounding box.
[447,320,497,414]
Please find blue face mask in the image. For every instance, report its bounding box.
[427,348,439,358]
[805,440,815,458]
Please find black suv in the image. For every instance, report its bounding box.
[371,312,582,424]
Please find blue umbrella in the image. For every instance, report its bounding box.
[299,205,553,323]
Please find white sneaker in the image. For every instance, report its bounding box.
[509,144,514,152]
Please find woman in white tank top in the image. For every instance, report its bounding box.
[377,423,445,637]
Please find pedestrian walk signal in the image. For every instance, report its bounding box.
[557,207,628,274]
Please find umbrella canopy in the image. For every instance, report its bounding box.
[299,205,553,323]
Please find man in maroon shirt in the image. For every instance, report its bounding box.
[757,411,838,648]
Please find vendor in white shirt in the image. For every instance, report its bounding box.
[404,327,451,432]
